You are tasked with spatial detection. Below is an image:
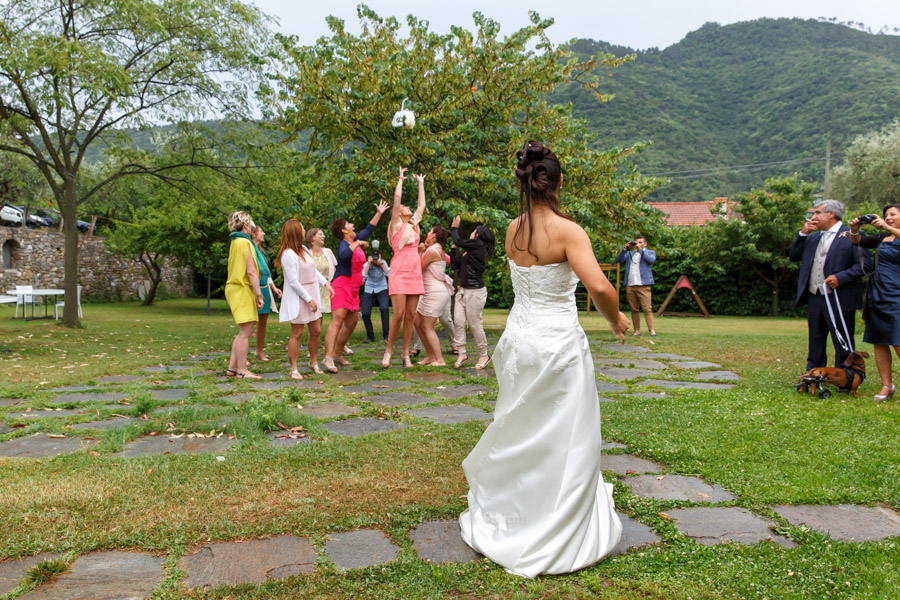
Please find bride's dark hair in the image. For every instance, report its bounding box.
[512,140,573,258]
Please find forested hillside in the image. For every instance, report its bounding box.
[554,18,900,202]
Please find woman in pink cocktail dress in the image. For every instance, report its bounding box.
[383,166,426,368]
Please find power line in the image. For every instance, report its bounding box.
[646,156,828,179]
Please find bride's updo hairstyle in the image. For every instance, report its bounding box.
[513,140,573,257]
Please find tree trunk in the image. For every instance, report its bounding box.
[138,252,163,306]
[206,268,211,316]
[60,182,80,327]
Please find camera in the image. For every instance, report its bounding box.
[626,240,637,248]
[858,214,879,225]
[371,239,381,262]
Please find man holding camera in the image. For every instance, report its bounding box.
[790,199,870,371]
[361,241,390,343]
[616,235,657,336]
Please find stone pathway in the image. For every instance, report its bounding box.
[321,418,403,437]
[180,536,316,587]
[116,436,236,457]
[17,551,164,600]
[0,434,97,458]
[666,507,796,548]
[405,405,492,424]
[325,529,400,570]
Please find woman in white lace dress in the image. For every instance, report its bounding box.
[459,141,630,578]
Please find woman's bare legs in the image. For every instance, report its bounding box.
[255,313,269,360]
[288,323,305,373]
[324,309,347,371]
[307,318,323,370]
[228,322,257,375]
[400,295,420,363]
[414,313,444,366]
[386,293,408,362]
[334,310,359,362]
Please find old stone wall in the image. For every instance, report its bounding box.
[0,226,193,301]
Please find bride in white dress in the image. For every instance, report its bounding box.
[459,141,630,578]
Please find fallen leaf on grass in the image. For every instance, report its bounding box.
[372,384,390,388]
[697,492,711,499]
[47,434,66,439]
[274,433,308,439]
[656,476,665,480]
[111,413,129,419]
[89,451,101,457]
[83,437,97,441]
[658,512,671,520]
[12,423,26,428]
[625,470,636,475]
[148,431,160,436]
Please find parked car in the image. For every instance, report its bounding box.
[1,204,24,227]
[14,206,53,228]
[28,207,91,232]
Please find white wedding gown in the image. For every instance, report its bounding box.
[459,260,622,578]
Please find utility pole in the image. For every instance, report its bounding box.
[824,139,832,199]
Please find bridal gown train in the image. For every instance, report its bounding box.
[459,260,622,578]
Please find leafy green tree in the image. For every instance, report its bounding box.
[832,120,900,211]
[0,0,270,325]
[699,176,815,316]
[264,7,660,258]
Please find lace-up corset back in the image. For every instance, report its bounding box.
[508,260,579,325]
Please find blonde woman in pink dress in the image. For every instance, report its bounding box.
[383,166,426,368]
[414,226,454,366]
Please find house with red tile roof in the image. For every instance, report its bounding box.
[647,198,739,226]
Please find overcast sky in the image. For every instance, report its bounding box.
[251,0,900,50]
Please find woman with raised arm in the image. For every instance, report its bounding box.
[459,141,629,578]
[414,226,454,366]
[383,167,427,368]
[449,217,496,369]
[277,219,334,379]
[224,211,265,379]
[322,201,390,373]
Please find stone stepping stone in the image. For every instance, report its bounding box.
[150,379,190,387]
[248,380,323,390]
[598,397,617,402]
[405,405,492,424]
[51,391,131,405]
[642,353,696,360]
[597,367,659,381]
[361,392,432,407]
[602,440,626,450]
[117,435,237,457]
[325,529,400,570]
[596,381,627,393]
[639,380,735,391]
[596,358,668,370]
[602,454,665,475]
[45,385,97,392]
[220,393,257,404]
[0,398,23,407]
[255,371,286,380]
[623,392,673,399]
[332,371,377,383]
[409,520,482,564]
[18,551,164,600]
[342,379,412,393]
[773,504,900,542]
[70,417,139,430]
[321,418,402,437]
[431,384,490,399]
[0,434,97,458]
[611,514,663,556]
[596,344,649,354]
[625,475,735,502]
[695,371,740,381]
[667,507,796,548]
[151,388,190,401]
[141,365,194,372]
[19,409,86,418]
[0,423,12,435]
[0,553,64,596]
[267,431,312,447]
[96,375,143,384]
[297,403,359,419]
[671,361,721,369]
[181,537,316,588]
[403,372,458,383]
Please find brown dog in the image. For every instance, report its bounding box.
[796,351,870,397]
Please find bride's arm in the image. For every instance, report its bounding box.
[564,223,629,343]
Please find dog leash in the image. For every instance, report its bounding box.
[821,283,854,353]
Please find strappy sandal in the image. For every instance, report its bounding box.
[474,356,492,370]
[322,359,339,374]
[335,357,351,367]
[401,354,413,368]
[343,347,354,356]
[308,363,324,375]
[225,369,238,377]
[236,371,261,379]
[453,355,469,369]
[290,370,304,380]
[381,352,392,369]
[875,384,895,401]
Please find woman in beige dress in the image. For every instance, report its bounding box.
[414,226,453,366]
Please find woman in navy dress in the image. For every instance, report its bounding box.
[850,203,900,400]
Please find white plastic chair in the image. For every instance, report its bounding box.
[55,285,83,320]
[14,285,33,318]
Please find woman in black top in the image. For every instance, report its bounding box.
[450,215,496,369]
[850,204,900,400]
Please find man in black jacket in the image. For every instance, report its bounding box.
[790,199,871,371]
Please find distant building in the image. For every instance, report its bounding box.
[648,198,739,226]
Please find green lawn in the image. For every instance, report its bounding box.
[0,300,898,599]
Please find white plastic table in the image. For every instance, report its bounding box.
[6,289,65,321]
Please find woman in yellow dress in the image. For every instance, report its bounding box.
[225,211,265,378]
